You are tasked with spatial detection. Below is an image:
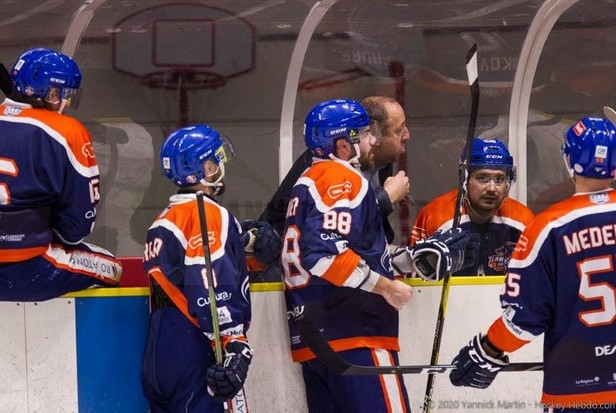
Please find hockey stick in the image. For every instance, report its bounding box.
[603,106,616,125]
[196,191,232,413]
[422,44,480,413]
[299,319,542,375]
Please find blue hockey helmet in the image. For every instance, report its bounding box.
[562,117,616,179]
[303,99,371,158]
[160,124,235,188]
[463,138,516,182]
[10,48,81,109]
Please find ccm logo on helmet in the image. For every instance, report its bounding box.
[485,154,504,159]
[50,77,66,84]
[327,127,347,136]
[595,344,616,357]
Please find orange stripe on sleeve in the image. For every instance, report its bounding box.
[319,249,361,286]
[486,317,529,353]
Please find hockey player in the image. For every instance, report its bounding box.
[283,99,478,413]
[0,47,121,301]
[260,95,410,243]
[449,117,616,412]
[409,137,534,275]
[141,124,282,412]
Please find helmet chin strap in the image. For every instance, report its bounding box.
[348,143,361,169]
[199,163,226,196]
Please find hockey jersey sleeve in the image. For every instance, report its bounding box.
[486,211,557,353]
[51,117,100,243]
[27,110,101,244]
[409,189,457,246]
[287,159,390,290]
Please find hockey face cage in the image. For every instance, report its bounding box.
[562,116,616,179]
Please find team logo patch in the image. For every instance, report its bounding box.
[589,192,609,204]
[188,232,216,249]
[82,143,95,158]
[327,181,352,199]
[487,242,516,273]
[3,106,22,116]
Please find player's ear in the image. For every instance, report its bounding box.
[333,137,350,158]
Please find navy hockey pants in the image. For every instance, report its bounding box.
[301,346,411,413]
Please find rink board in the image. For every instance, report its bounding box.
[0,274,544,413]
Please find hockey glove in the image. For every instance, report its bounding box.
[390,245,414,277]
[410,228,480,281]
[207,338,253,401]
[241,220,282,264]
[449,333,509,389]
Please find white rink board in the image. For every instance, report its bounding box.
[246,283,543,413]
[0,300,77,413]
[0,284,542,413]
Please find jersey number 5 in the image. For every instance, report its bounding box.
[578,255,616,327]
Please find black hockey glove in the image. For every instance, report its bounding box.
[241,220,282,264]
[410,228,480,280]
[449,333,509,389]
[207,338,253,401]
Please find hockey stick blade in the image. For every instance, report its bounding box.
[603,106,616,125]
[299,319,542,375]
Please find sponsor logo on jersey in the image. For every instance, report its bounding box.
[327,181,352,199]
[196,291,232,307]
[0,234,25,242]
[3,106,22,116]
[574,377,600,386]
[286,305,304,320]
[320,232,341,240]
[589,192,609,205]
[595,344,616,357]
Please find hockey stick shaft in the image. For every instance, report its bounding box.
[603,106,616,125]
[299,319,542,375]
[196,191,231,413]
[422,43,480,413]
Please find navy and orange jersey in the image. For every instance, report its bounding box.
[487,189,616,405]
[0,99,100,262]
[143,193,251,339]
[282,158,398,362]
[410,189,534,275]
